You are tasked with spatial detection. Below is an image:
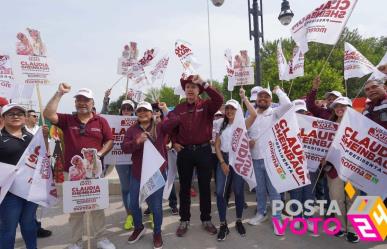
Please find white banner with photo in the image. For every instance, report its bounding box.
[326,108,387,198]
[291,0,358,53]
[259,108,310,193]
[101,115,137,165]
[63,178,109,213]
[0,54,18,98]
[15,28,51,84]
[297,114,338,172]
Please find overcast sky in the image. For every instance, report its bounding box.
[1,0,386,112]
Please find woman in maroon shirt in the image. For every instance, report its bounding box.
[122,101,179,249]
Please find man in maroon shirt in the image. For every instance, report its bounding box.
[169,75,223,237]
[43,83,115,249]
[362,79,387,207]
[306,76,342,120]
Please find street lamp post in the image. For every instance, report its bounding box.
[248,0,294,86]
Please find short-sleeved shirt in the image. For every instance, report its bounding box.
[215,118,233,153]
[56,113,113,172]
[0,127,33,165]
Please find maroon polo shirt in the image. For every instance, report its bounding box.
[56,113,113,171]
[169,86,223,145]
[121,116,180,180]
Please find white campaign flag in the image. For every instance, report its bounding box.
[288,46,304,80]
[175,39,199,77]
[9,128,58,207]
[228,102,256,190]
[139,140,166,204]
[276,41,289,81]
[259,108,310,193]
[297,114,338,172]
[150,56,169,83]
[369,52,387,81]
[291,0,358,53]
[326,108,387,198]
[0,162,18,204]
[344,42,382,80]
[163,149,178,200]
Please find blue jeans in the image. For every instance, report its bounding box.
[253,159,281,219]
[0,192,38,249]
[289,172,318,218]
[129,174,164,235]
[216,153,245,222]
[116,164,132,214]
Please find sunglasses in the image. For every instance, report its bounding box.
[79,123,86,136]
[5,112,25,118]
[29,114,38,118]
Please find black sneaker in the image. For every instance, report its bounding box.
[235,220,246,237]
[346,232,359,243]
[171,206,179,215]
[244,202,248,209]
[143,208,151,216]
[334,230,345,238]
[217,223,229,241]
[37,227,52,238]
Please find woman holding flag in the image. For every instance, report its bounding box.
[121,101,180,249]
[322,96,359,243]
[0,103,49,249]
[214,88,257,241]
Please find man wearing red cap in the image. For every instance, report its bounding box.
[169,75,223,237]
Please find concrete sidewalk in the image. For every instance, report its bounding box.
[15,191,386,249]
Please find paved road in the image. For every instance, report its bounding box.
[14,191,386,249]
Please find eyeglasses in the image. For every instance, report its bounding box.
[121,107,133,111]
[5,112,25,118]
[79,123,86,136]
[29,114,38,118]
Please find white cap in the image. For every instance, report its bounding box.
[214,110,223,116]
[330,96,352,109]
[121,100,135,109]
[136,101,153,112]
[1,103,26,116]
[324,90,342,99]
[250,86,263,101]
[74,88,94,99]
[257,88,272,98]
[293,99,307,112]
[225,99,239,110]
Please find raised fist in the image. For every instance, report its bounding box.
[58,83,71,94]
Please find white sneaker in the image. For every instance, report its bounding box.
[67,241,82,249]
[273,220,285,236]
[97,238,116,249]
[248,213,268,225]
[307,220,319,236]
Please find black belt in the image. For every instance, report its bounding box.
[183,142,210,151]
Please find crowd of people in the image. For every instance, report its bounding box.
[0,73,386,249]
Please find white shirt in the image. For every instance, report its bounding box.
[248,89,292,160]
[25,125,39,135]
[215,118,233,153]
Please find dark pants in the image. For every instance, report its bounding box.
[169,184,178,208]
[177,145,212,222]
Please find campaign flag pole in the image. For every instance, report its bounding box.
[109,75,125,89]
[345,79,348,97]
[125,76,129,100]
[35,84,45,125]
[86,210,91,249]
[318,43,337,77]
